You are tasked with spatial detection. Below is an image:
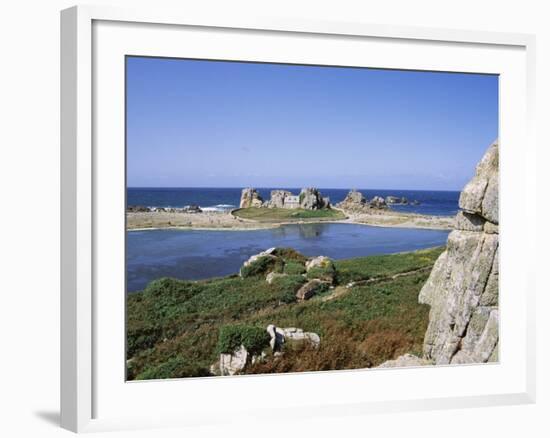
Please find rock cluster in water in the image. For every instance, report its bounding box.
[127,205,202,213]
[337,190,420,212]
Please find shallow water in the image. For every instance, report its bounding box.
[126,223,449,292]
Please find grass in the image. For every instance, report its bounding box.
[232,207,346,222]
[126,246,444,380]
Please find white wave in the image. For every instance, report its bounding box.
[201,204,236,212]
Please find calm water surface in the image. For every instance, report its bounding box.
[126,223,449,292]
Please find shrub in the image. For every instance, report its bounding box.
[271,274,307,293]
[143,277,190,297]
[279,289,298,304]
[216,325,270,355]
[136,356,211,380]
[283,260,306,275]
[127,324,163,359]
[240,256,283,278]
[306,265,336,283]
[272,247,308,263]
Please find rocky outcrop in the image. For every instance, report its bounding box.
[219,345,248,376]
[239,188,264,208]
[266,324,320,350]
[378,353,432,368]
[239,248,283,278]
[305,256,336,283]
[369,196,387,209]
[296,279,326,300]
[386,196,408,205]
[299,188,330,210]
[268,190,293,208]
[336,189,369,212]
[419,140,499,365]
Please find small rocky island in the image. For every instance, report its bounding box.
[240,187,331,210]
[125,186,453,231]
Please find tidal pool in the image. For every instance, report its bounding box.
[126,223,449,292]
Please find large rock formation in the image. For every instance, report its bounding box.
[419,140,499,365]
[268,190,293,208]
[239,188,264,208]
[336,189,369,211]
[299,188,330,210]
[369,196,387,209]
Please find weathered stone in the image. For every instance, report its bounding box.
[482,173,499,224]
[240,249,282,278]
[455,211,485,232]
[419,140,499,365]
[305,256,333,271]
[483,221,499,234]
[305,256,335,283]
[299,187,329,210]
[239,188,264,208]
[296,279,325,300]
[377,354,432,368]
[459,140,498,219]
[419,230,498,364]
[219,345,248,376]
[268,190,293,208]
[480,248,499,306]
[344,190,367,205]
[282,328,321,349]
[267,325,321,350]
[369,196,387,209]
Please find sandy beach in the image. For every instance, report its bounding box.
[126,208,454,231]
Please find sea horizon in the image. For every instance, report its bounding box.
[127,186,460,217]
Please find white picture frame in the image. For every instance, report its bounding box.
[60,4,537,433]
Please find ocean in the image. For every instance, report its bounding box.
[127,187,460,216]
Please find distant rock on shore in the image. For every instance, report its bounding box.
[299,187,330,210]
[239,188,264,208]
[126,205,203,213]
[336,190,389,211]
[242,187,330,210]
[386,196,409,205]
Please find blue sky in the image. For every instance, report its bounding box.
[126,57,498,190]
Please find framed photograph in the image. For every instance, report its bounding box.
[61,5,536,433]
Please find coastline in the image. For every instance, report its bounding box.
[126,208,455,232]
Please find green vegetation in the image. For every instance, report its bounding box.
[306,258,336,283]
[232,207,346,222]
[283,261,306,275]
[334,246,444,285]
[216,325,271,355]
[239,255,283,278]
[127,246,444,380]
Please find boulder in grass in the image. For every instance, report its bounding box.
[240,248,282,278]
[219,345,248,376]
[305,256,336,283]
[295,279,328,301]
